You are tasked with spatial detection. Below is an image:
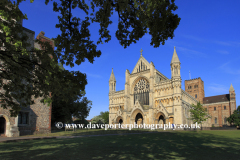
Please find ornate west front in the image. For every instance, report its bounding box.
[108,47,236,128]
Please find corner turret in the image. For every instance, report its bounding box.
[109,68,116,93]
[170,47,181,79]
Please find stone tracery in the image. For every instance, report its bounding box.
[134,79,149,105]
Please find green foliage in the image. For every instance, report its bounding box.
[100,111,109,124]
[73,118,89,128]
[189,102,210,124]
[91,111,109,124]
[227,105,240,126]
[51,65,92,124]
[91,115,104,124]
[1,0,180,116]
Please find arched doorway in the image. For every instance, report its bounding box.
[155,112,166,128]
[158,115,165,125]
[135,113,143,125]
[116,116,123,125]
[119,119,123,124]
[0,117,6,136]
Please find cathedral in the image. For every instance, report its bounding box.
[108,47,236,128]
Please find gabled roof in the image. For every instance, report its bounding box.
[203,94,230,104]
[131,53,150,74]
[171,46,180,64]
[109,68,116,82]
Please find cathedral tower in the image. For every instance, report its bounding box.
[185,78,205,103]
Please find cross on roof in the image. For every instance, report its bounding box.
[140,48,143,56]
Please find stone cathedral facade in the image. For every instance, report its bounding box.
[109,47,237,128]
[109,47,199,127]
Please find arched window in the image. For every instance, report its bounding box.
[224,106,226,110]
[174,67,178,74]
[134,79,149,105]
[224,117,227,124]
[215,118,217,124]
[195,94,197,98]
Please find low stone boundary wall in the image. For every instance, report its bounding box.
[18,127,50,136]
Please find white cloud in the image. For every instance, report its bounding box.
[214,41,232,46]
[176,46,206,57]
[216,50,230,54]
[86,73,102,78]
[219,58,240,75]
[181,35,205,42]
[208,83,228,94]
[181,34,240,48]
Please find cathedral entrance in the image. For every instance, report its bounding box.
[116,116,123,125]
[155,112,165,128]
[119,119,123,124]
[0,117,6,136]
[135,113,143,125]
[158,115,165,125]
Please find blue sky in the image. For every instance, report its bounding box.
[19,0,240,120]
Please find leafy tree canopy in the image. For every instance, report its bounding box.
[51,63,92,124]
[227,105,240,127]
[189,102,211,124]
[0,0,180,116]
[91,115,104,124]
[100,111,109,124]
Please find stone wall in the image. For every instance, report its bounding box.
[203,102,230,127]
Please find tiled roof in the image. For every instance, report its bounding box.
[203,94,230,104]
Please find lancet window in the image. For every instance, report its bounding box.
[134,79,149,105]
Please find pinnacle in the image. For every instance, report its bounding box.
[171,46,180,64]
[229,83,235,92]
[109,68,116,82]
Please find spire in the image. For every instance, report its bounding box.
[109,68,116,82]
[171,46,180,64]
[229,83,235,92]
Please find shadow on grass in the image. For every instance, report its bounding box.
[22,128,157,137]
[0,131,239,160]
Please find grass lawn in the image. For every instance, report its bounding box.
[20,128,158,137]
[0,130,239,160]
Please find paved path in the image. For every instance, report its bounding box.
[0,132,160,143]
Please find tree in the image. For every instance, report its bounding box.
[91,115,104,124]
[91,111,109,124]
[51,64,92,125]
[52,90,92,125]
[189,102,210,125]
[227,105,240,127]
[1,0,181,116]
[100,111,109,124]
